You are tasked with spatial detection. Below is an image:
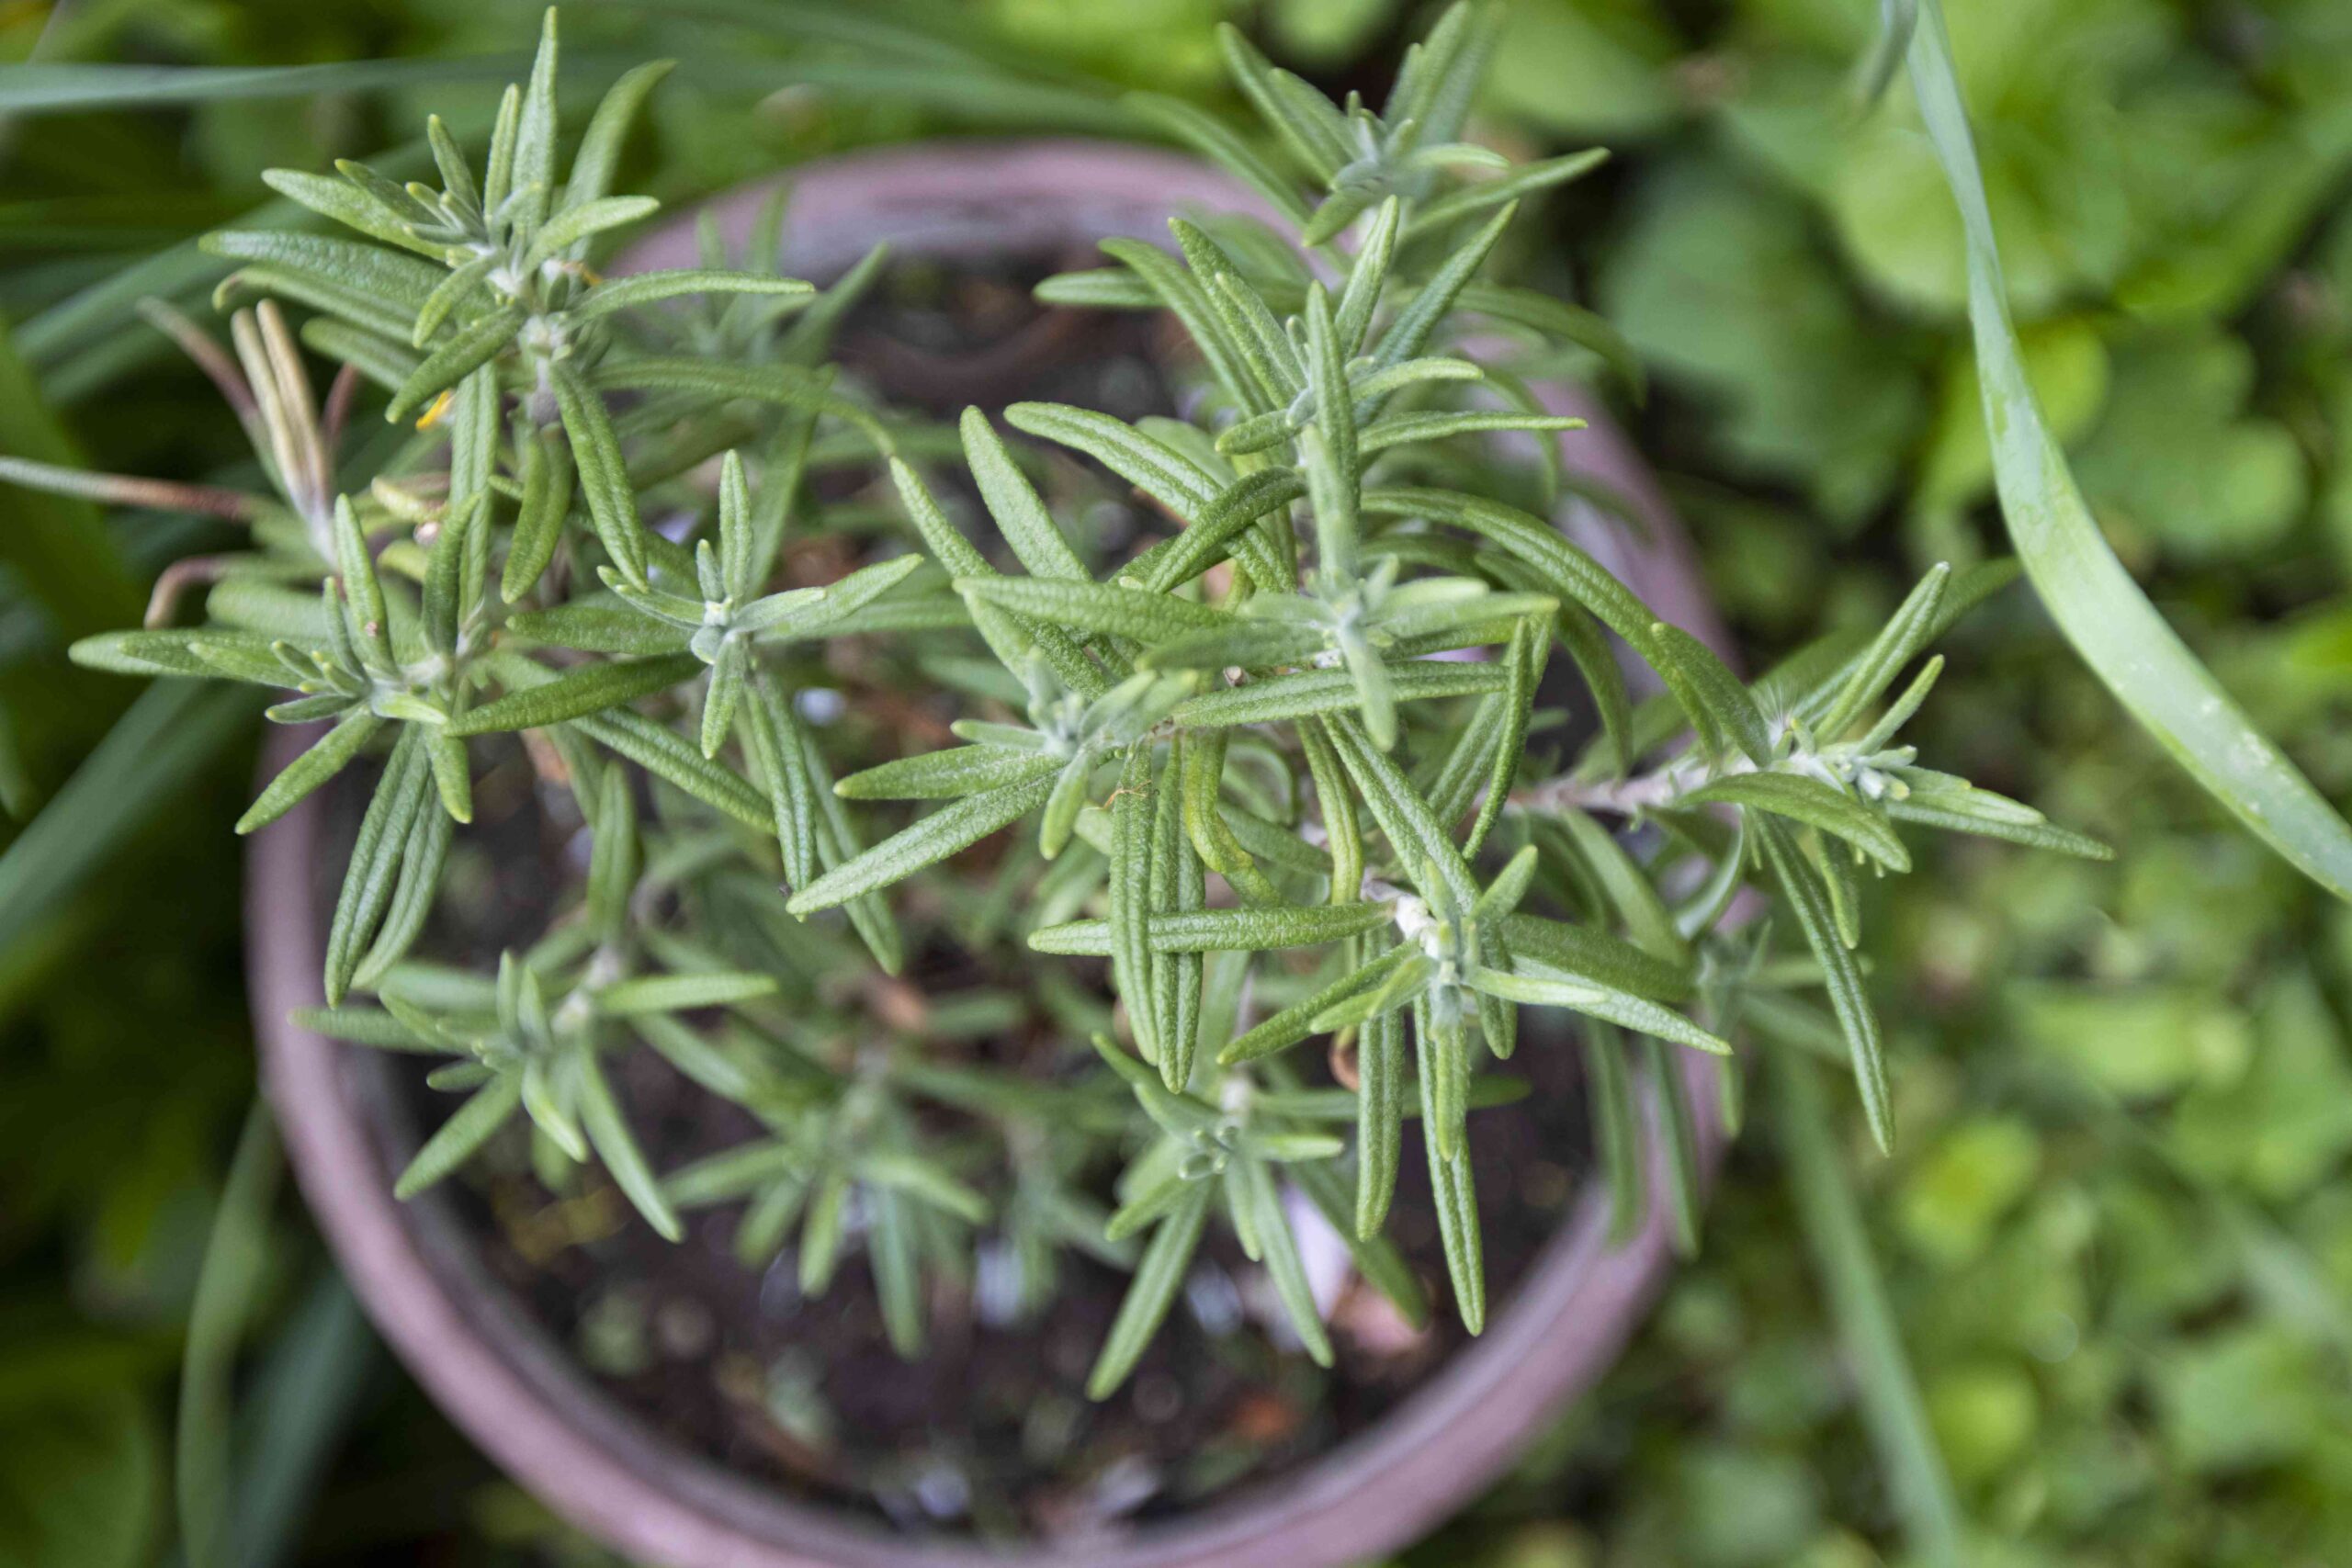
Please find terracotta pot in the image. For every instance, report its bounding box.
[249,139,1734,1568]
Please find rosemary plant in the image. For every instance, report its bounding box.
[10,5,2104,1398]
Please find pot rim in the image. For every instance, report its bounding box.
[250,136,1732,1568]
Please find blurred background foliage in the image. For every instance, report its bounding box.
[4,0,2351,1563]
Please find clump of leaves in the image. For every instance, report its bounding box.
[6,3,2102,1400]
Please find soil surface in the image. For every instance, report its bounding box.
[360,252,1599,1542]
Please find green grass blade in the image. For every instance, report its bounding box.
[0,55,534,114]
[1775,1050,1965,1568]
[177,1100,280,1568]
[1583,1022,1645,1245]
[0,681,255,961]
[1905,0,2352,901]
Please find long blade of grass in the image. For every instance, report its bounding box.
[1905,0,2352,901]
[178,1100,280,1568]
[0,681,256,961]
[0,55,533,114]
[1775,1051,1964,1568]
